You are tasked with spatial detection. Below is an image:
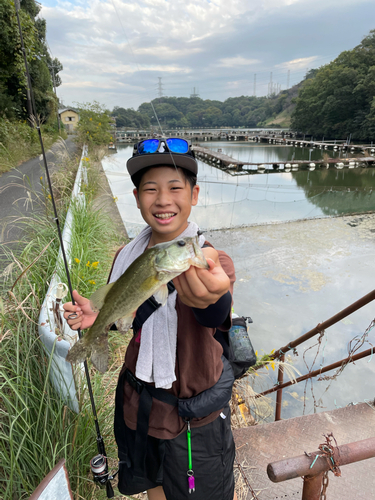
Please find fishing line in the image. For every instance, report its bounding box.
[108,0,183,173]
[14,2,115,497]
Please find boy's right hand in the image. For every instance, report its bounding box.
[62,290,98,331]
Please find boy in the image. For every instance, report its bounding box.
[63,138,237,500]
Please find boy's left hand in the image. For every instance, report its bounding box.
[173,247,230,309]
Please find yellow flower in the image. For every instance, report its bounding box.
[74,258,80,264]
[48,194,52,200]
[88,280,96,285]
[270,361,275,371]
[98,122,101,126]
[89,118,92,121]
[86,261,90,267]
[40,176,43,181]
[91,261,99,269]
[255,350,258,357]
[113,196,118,202]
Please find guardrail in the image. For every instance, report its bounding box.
[37,145,88,413]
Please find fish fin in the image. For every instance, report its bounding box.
[89,282,115,312]
[90,332,109,373]
[116,315,134,334]
[66,336,92,365]
[153,283,169,306]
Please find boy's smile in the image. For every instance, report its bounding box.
[133,166,199,245]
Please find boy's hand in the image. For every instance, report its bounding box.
[62,289,98,330]
[173,247,230,309]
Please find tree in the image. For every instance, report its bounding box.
[291,30,375,140]
[76,102,112,145]
[0,0,62,121]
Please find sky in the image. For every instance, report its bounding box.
[40,0,375,112]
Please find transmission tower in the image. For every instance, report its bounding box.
[190,87,200,98]
[157,77,164,98]
[253,74,256,97]
[268,72,273,96]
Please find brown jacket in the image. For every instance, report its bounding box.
[118,247,236,440]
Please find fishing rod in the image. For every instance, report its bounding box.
[14,1,115,497]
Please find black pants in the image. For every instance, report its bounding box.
[114,375,235,500]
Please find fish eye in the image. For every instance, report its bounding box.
[177,240,186,247]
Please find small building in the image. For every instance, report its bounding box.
[59,108,79,132]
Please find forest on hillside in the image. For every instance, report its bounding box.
[111,87,299,130]
[291,30,375,141]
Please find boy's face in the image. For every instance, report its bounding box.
[133,166,199,244]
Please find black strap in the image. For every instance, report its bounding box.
[124,369,178,479]
[132,281,176,334]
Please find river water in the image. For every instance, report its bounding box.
[102,142,375,420]
[103,142,375,236]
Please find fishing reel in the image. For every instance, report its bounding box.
[90,454,117,498]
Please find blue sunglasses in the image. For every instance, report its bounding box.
[137,138,189,155]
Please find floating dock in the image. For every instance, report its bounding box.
[193,145,375,173]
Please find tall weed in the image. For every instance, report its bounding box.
[0,148,125,499]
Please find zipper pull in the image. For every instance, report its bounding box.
[186,419,195,493]
[188,472,195,494]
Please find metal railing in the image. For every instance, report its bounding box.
[267,435,375,499]
[255,288,375,421]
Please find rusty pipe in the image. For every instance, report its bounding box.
[275,354,285,421]
[267,436,375,482]
[269,288,375,362]
[257,345,374,398]
[302,472,325,500]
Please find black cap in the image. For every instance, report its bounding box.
[127,139,198,177]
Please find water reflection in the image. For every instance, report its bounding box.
[102,143,375,236]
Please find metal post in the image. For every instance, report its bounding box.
[302,472,324,500]
[275,354,285,421]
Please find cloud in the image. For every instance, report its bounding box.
[40,0,375,109]
[275,56,320,70]
[218,56,260,67]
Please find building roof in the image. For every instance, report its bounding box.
[58,108,79,115]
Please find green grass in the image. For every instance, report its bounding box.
[0,147,126,499]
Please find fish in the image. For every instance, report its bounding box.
[66,236,208,372]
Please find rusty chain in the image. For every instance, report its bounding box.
[320,471,329,500]
[234,454,260,500]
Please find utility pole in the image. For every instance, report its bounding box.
[49,63,61,133]
[157,77,164,98]
[287,69,290,90]
[254,74,257,97]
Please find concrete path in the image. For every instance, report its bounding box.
[0,136,79,292]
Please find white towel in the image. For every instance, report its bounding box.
[109,222,205,389]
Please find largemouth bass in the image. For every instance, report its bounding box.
[66,236,208,372]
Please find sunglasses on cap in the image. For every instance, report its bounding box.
[136,138,189,155]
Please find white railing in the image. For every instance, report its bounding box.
[38,145,88,413]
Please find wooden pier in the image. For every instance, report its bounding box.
[193,145,375,174]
